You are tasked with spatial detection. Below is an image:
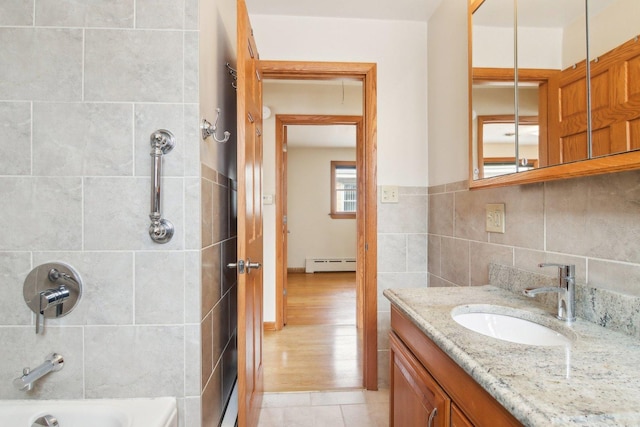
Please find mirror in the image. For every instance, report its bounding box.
[469,0,640,188]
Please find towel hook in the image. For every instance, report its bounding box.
[201,108,231,143]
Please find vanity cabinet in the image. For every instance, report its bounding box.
[389,306,522,427]
[390,332,449,426]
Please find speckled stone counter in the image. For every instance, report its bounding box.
[384,286,640,426]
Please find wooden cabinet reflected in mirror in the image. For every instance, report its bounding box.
[469,0,640,189]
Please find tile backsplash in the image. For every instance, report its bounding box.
[489,263,640,339]
[377,186,428,387]
[428,169,640,328]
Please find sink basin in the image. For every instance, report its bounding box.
[452,306,572,346]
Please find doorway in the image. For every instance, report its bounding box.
[265,115,362,391]
[259,61,378,390]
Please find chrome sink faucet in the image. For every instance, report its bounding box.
[524,263,576,322]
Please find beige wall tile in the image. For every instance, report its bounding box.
[441,237,469,286]
[428,192,454,236]
[377,311,391,351]
[0,102,31,175]
[483,184,544,250]
[135,251,185,324]
[378,234,407,272]
[0,177,82,251]
[407,234,427,272]
[185,324,201,397]
[378,272,428,311]
[589,259,640,297]
[0,327,83,399]
[35,0,133,27]
[378,192,427,234]
[84,29,182,102]
[184,250,202,324]
[184,32,199,103]
[453,189,489,242]
[0,252,32,325]
[514,248,587,285]
[83,177,184,251]
[84,325,184,398]
[201,244,221,316]
[201,312,213,392]
[469,242,513,286]
[134,104,185,177]
[428,273,457,287]
[0,0,32,25]
[201,364,223,427]
[33,103,133,176]
[136,0,184,29]
[546,171,640,264]
[33,251,134,326]
[0,29,82,101]
[428,234,441,276]
[201,178,214,248]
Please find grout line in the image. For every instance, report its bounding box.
[81,28,85,101]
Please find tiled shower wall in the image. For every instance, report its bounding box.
[0,2,202,426]
[200,166,238,426]
[428,170,640,298]
[376,186,428,387]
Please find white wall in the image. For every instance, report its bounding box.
[251,16,429,321]
[427,0,469,185]
[563,0,639,68]
[287,147,357,268]
[261,82,362,321]
[249,14,429,187]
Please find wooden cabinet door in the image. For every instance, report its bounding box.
[451,403,474,427]
[390,333,450,427]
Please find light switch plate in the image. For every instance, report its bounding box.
[486,203,506,233]
[381,186,399,203]
[262,194,274,205]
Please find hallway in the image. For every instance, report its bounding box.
[262,272,363,392]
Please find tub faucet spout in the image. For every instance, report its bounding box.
[13,353,64,391]
[524,263,576,322]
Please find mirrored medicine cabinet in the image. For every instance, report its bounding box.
[469,0,640,189]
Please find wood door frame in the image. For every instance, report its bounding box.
[275,114,364,330]
[260,60,378,390]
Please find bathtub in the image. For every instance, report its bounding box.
[0,397,177,427]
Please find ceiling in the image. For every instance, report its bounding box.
[245,0,444,22]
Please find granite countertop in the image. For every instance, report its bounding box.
[384,285,640,427]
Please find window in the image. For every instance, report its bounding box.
[331,161,357,219]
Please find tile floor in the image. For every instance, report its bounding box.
[258,389,390,427]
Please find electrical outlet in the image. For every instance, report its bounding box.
[262,194,274,205]
[486,203,506,233]
[381,186,399,203]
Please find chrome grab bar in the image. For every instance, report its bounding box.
[148,129,175,244]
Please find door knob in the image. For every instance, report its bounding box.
[227,260,245,274]
[246,259,262,274]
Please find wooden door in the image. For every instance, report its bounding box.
[237,0,263,425]
[275,119,289,329]
[282,126,289,325]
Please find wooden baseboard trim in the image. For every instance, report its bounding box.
[287,267,305,274]
[264,322,276,331]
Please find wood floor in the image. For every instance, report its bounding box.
[263,272,363,392]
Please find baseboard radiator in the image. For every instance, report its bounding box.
[305,257,356,273]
